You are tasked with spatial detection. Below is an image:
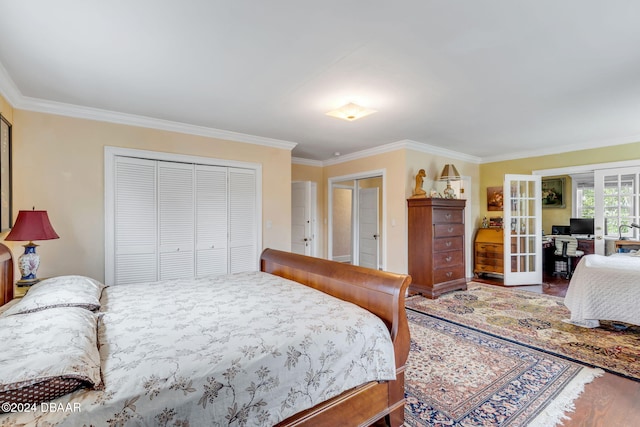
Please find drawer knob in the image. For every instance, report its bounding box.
[446,256,452,262]
[446,271,453,278]
[447,227,454,233]
[445,213,452,219]
[446,241,452,247]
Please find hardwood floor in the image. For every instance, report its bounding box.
[474,273,640,427]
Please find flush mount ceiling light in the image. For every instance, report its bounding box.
[326,102,377,121]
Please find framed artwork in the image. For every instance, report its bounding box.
[0,114,11,231]
[487,186,503,211]
[542,177,565,208]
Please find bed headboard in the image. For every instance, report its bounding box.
[0,243,13,306]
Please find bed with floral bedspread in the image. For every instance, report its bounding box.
[0,267,398,426]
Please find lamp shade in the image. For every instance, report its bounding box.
[439,164,461,181]
[5,210,59,242]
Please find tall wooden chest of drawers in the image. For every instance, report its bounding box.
[474,228,504,276]
[407,198,466,298]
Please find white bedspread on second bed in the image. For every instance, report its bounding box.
[564,254,640,327]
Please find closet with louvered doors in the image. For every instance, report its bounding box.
[110,155,257,286]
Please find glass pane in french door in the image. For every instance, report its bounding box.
[503,174,542,286]
[595,168,639,254]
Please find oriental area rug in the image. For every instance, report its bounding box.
[404,310,602,426]
[405,283,640,380]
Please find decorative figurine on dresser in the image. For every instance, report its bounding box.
[411,169,427,198]
[407,198,466,298]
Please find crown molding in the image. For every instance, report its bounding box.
[0,62,23,107]
[0,70,297,152]
[292,157,323,167]
[320,139,482,166]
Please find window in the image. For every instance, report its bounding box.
[576,185,594,219]
[602,173,637,238]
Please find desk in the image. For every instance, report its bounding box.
[543,237,594,275]
[615,240,640,252]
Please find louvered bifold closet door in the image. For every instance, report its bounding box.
[158,162,195,280]
[114,157,158,285]
[229,168,257,273]
[195,165,228,277]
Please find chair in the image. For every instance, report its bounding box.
[552,235,584,279]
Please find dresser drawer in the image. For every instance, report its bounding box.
[434,223,465,237]
[476,256,503,267]
[433,265,465,283]
[433,208,463,224]
[475,242,501,255]
[476,251,502,261]
[434,236,463,252]
[475,264,503,274]
[434,250,463,268]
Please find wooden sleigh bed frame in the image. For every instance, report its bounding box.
[0,246,411,427]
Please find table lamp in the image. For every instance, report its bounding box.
[438,164,461,199]
[4,208,59,285]
[618,222,640,240]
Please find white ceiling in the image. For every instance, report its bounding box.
[1,1,640,163]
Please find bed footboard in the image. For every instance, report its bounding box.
[261,249,411,427]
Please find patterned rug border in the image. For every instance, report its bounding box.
[406,283,640,382]
[404,309,603,427]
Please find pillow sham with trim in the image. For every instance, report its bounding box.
[0,306,102,408]
[1,275,105,317]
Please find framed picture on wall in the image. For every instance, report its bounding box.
[0,114,11,231]
[542,177,565,208]
[487,186,503,211]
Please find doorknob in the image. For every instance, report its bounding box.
[373,234,380,239]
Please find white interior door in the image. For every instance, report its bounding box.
[113,157,158,285]
[291,181,312,256]
[228,168,257,273]
[358,187,379,269]
[503,174,542,285]
[594,167,640,254]
[158,162,194,280]
[195,165,228,277]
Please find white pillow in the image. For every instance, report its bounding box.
[1,275,105,317]
[0,307,102,406]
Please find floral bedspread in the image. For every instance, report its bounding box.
[2,271,396,426]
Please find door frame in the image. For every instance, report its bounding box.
[328,169,386,270]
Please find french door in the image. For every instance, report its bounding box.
[503,174,542,285]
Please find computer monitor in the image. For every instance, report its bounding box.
[570,218,594,237]
[551,225,571,235]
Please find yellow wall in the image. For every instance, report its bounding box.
[11,110,293,282]
[405,150,481,227]
[7,89,640,284]
[323,150,407,273]
[479,142,640,234]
